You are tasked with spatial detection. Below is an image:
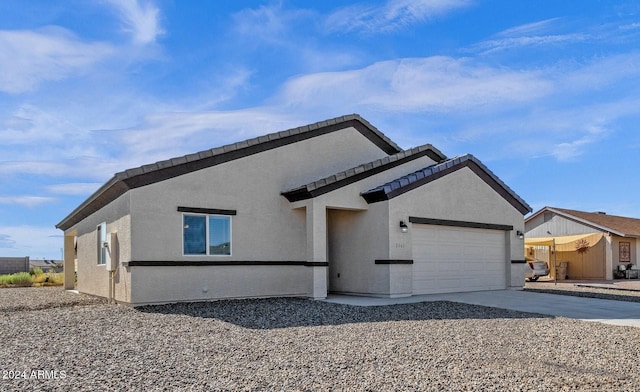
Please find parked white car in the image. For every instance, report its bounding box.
[525,260,550,281]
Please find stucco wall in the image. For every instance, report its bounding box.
[613,236,638,268]
[128,265,311,304]
[72,192,132,301]
[389,167,526,289]
[327,205,391,295]
[119,127,391,303]
[317,153,439,297]
[129,127,387,263]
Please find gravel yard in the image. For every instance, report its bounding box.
[525,281,640,303]
[2,287,640,391]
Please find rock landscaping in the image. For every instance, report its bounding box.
[2,287,640,391]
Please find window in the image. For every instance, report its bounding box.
[183,214,231,256]
[97,222,107,265]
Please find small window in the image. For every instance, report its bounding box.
[97,222,107,265]
[183,214,231,256]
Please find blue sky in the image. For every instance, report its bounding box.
[2,0,640,259]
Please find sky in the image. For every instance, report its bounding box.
[1,0,640,260]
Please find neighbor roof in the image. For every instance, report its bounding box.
[282,143,446,202]
[56,114,402,231]
[528,207,640,237]
[361,154,532,215]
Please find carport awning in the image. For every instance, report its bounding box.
[525,233,604,250]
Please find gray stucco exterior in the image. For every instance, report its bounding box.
[57,114,531,305]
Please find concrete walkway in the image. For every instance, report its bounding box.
[323,290,640,328]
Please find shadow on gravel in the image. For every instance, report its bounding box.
[136,298,551,329]
[524,288,640,303]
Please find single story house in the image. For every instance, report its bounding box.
[56,114,532,305]
[29,259,64,273]
[525,207,640,280]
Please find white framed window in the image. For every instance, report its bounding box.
[97,222,107,265]
[183,214,232,256]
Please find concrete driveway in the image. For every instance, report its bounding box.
[324,289,640,328]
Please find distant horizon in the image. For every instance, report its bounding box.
[2,0,640,259]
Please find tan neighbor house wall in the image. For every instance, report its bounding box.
[554,236,606,279]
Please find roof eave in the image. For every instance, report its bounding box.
[361,155,532,215]
[55,176,129,231]
[543,207,626,237]
[282,144,447,202]
[56,114,402,230]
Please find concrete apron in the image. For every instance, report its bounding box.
[323,290,640,328]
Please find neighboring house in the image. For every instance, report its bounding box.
[525,207,640,280]
[56,114,532,305]
[29,259,63,273]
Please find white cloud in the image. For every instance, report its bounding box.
[325,0,472,34]
[550,128,606,161]
[45,183,103,196]
[559,52,640,92]
[106,0,164,45]
[619,22,640,31]
[277,57,552,112]
[496,18,561,37]
[0,196,56,208]
[472,33,587,55]
[469,18,589,54]
[0,226,63,259]
[1,104,82,146]
[0,234,16,248]
[0,27,114,94]
[117,109,304,159]
[0,158,117,181]
[232,4,299,45]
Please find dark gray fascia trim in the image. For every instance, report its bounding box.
[282,146,446,202]
[55,114,402,231]
[374,259,414,264]
[122,260,328,267]
[408,217,514,231]
[177,206,237,216]
[362,156,532,215]
[511,260,527,264]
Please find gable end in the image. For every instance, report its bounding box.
[361,154,532,215]
[282,144,446,202]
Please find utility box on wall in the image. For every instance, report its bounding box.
[105,232,118,272]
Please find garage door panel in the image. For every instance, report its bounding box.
[412,225,506,295]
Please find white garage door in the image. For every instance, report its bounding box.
[412,225,507,294]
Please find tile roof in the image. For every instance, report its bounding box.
[361,154,532,215]
[56,114,402,231]
[115,114,400,182]
[281,144,446,202]
[539,207,640,237]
